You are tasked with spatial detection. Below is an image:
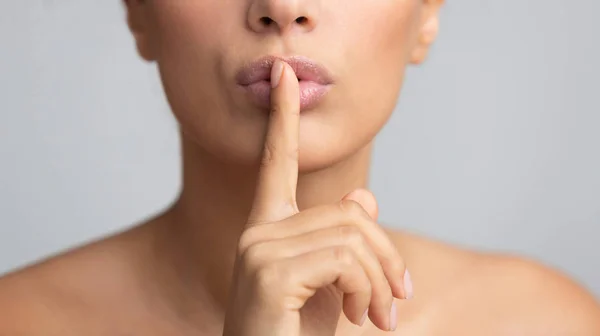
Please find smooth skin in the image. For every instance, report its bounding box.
[1,0,600,335]
[224,61,408,335]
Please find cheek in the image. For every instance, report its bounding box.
[327,1,421,144]
[151,2,221,121]
[151,2,255,160]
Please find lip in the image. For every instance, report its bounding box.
[236,55,334,111]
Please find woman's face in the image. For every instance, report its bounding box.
[126,0,442,171]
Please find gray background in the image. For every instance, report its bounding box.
[1,1,598,297]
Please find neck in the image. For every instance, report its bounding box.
[152,132,373,314]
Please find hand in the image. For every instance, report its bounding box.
[222,60,411,336]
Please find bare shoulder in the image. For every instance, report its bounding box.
[0,262,66,333]
[385,229,600,335]
[0,250,94,334]
[0,225,150,334]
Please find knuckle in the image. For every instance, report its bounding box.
[389,255,406,274]
[378,245,406,274]
[270,104,281,116]
[237,227,261,253]
[255,262,286,290]
[261,137,297,166]
[358,276,373,296]
[332,246,355,266]
[373,280,394,306]
[337,226,364,247]
[364,278,373,293]
[280,199,298,216]
[254,263,301,310]
[261,140,277,167]
[378,246,403,269]
[239,243,266,272]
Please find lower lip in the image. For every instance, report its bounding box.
[239,81,331,111]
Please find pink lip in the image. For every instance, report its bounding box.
[236,55,334,111]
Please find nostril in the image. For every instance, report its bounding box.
[257,16,309,28]
[295,17,308,24]
[260,17,274,25]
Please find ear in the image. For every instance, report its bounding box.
[123,0,156,62]
[410,0,444,65]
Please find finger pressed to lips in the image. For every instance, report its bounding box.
[240,59,408,332]
[248,60,301,224]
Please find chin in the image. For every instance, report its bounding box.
[182,115,370,174]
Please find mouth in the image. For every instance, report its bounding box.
[236,55,334,111]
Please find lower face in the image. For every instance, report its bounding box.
[145,0,424,172]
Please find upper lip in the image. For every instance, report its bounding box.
[236,55,334,86]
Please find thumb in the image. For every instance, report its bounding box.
[342,188,379,221]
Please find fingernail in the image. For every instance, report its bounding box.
[271,59,284,88]
[389,301,397,331]
[404,269,414,299]
[359,309,368,326]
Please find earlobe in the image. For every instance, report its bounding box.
[419,17,440,47]
[410,0,443,65]
[124,0,156,62]
[410,15,440,65]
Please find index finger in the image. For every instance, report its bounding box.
[248,60,301,224]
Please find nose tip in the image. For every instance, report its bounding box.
[248,1,318,34]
